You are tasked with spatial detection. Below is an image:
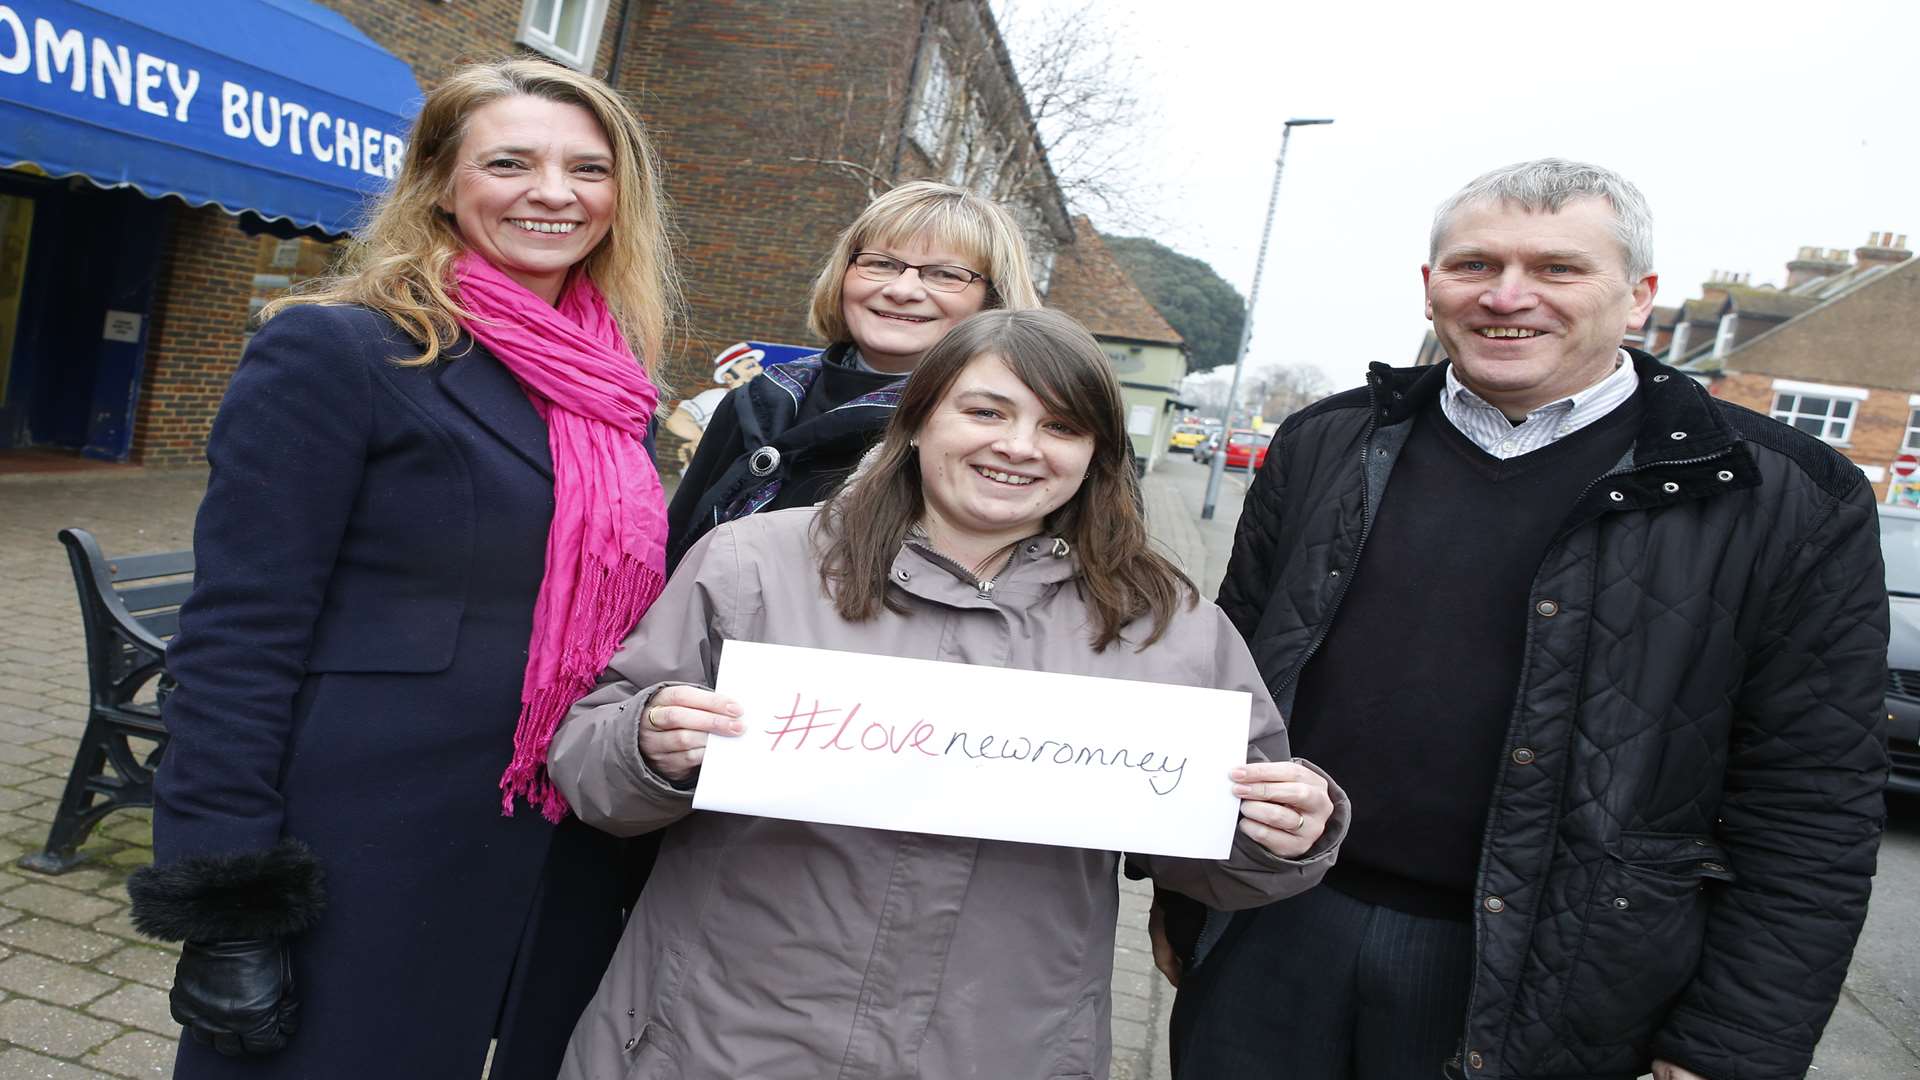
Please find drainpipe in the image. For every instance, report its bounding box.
[888,0,938,182]
[606,0,637,86]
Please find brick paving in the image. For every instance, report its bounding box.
[0,465,1225,1078]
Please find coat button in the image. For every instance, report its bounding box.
[1608,490,1625,502]
[1701,861,1727,873]
[1662,481,1680,494]
[1717,470,1734,482]
[1511,747,1536,765]
[1613,896,1631,910]
[1535,599,1559,616]
[1483,895,1505,913]
[1669,431,1687,440]
[896,568,911,582]
[1652,374,1669,382]
[1468,1050,1485,1069]
[624,1036,638,1051]
[1329,569,1341,579]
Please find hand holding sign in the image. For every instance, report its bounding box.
[638,685,744,783]
[1231,761,1332,859]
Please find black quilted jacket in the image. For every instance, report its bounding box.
[1215,351,1889,1080]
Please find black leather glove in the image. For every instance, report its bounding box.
[170,938,298,1056]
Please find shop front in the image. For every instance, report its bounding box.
[0,0,417,460]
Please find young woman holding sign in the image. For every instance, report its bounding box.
[547,308,1348,1079]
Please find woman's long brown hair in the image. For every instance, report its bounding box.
[815,308,1195,651]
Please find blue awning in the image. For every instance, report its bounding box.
[0,0,420,235]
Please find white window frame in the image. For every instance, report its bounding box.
[1904,401,1920,454]
[516,0,608,72]
[1666,321,1691,361]
[1770,378,1868,445]
[909,45,953,157]
[1712,312,1738,358]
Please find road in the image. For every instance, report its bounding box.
[1153,451,1920,1076]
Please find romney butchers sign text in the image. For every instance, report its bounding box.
[694,641,1252,858]
[0,2,418,233]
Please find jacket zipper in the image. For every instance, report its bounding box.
[1273,397,1382,696]
[907,542,1026,599]
[1455,443,1736,1074]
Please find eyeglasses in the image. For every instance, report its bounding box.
[848,252,988,293]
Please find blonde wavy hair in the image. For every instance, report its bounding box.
[265,58,679,374]
[806,181,1043,344]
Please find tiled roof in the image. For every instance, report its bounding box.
[1725,286,1817,321]
[1681,297,1726,324]
[1046,216,1184,346]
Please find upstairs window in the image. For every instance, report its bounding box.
[1905,405,1920,453]
[517,0,608,71]
[1771,380,1866,445]
[1712,312,1738,358]
[909,46,953,157]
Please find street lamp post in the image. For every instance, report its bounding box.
[1202,117,1333,520]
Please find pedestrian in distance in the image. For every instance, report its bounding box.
[126,58,680,1079]
[546,307,1351,1079]
[665,179,1043,572]
[1163,158,1890,1080]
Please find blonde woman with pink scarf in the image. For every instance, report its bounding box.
[126,59,678,1080]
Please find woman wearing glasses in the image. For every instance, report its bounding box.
[664,180,1042,570]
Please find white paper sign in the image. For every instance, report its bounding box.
[101,311,142,343]
[1127,403,1157,437]
[694,640,1251,858]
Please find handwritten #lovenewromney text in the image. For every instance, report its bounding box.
[693,641,1252,858]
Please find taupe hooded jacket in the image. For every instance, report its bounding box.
[548,507,1349,1080]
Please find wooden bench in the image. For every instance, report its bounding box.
[17,528,190,874]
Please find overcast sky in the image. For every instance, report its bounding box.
[1014,0,1917,392]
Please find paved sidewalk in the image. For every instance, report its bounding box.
[0,466,1228,1078]
[0,468,206,1078]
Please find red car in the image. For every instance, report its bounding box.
[1222,428,1269,470]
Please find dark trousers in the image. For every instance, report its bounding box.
[1169,884,1474,1080]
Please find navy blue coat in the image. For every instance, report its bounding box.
[154,304,632,1079]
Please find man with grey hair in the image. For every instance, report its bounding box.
[1162,159,1888,1080]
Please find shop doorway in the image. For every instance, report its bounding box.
[0,169,168,461]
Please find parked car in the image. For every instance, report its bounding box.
[1193,432,1219,465]
[1881,505,1920,796]
[1221,428,1269,471]
[1168,422,1209,454]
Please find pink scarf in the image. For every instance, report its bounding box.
[454,252,668,821]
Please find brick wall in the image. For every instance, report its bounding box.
[129,0,982,463]
[614,0,926,399]
[1715,371,1909,500]
[132,204,258,465]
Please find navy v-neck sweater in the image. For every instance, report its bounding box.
[1285,392,1643,920]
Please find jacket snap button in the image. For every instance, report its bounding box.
[1483,895,1505,913]
[896,569,911,582]
[1717,470,1734,482]
[1608,490,1625,502]
[1652,374,1669,382]
[1662,481,1679,493]
[1701,861,1727,873]
[624,1036,638,1051]
[748,445,782,475]
[1329,569,1341,579]
[1669,431,1687,440]
[1511,747,1536,765]
[1535,599,1558,616]
[1612,896,1631,910]
[1468,1050,1485,1069]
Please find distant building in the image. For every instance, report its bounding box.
[1685,233,1919,502]
[1046,216,1186,472]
